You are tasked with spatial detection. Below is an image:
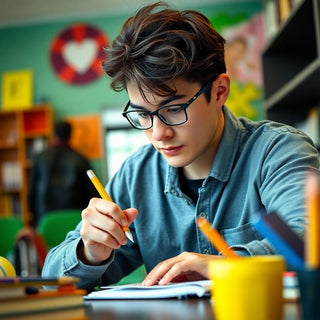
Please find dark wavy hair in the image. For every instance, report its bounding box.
[102,1,226,101]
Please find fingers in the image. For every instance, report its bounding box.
[123,208,139,225]
[80,198,138,264]
[142,252,212,286]
[90,197,131,229]
[142,254,184,286]
[82,198,126,245]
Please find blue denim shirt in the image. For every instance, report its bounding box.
[42,107,319,290]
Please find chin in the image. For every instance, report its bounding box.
[165,157,189,168]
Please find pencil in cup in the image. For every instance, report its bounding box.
[197,217,238,258]
[305,171,320,269]
[86,169,134,243]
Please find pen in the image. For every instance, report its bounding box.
[86,169,134,243]
[197,217,238,258]
[305,171,320,269]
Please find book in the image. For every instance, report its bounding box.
[277,0,291,23]
[0,286,86,317]
[264,0,279,39]
[0,276,80,300]
[85,280,212,300]
[283,271,300,301]
[0,285,26,300]
[0,276,80,287]
[0,305,87,320]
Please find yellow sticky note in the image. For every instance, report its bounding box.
[2,70,33,110]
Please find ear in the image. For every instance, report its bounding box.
[212,73,230,106]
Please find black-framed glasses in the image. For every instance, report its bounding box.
[122,78,215,130]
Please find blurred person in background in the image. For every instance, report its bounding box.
[28,120,97,227]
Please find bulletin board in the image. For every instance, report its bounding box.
[66,114,104,159]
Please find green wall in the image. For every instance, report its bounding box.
[0,1,262,179]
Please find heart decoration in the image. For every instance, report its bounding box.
[50,23,108,85]
[63,39,98,74]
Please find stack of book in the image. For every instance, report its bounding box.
[0,276,87,320]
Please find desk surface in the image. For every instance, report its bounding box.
[85,299,302,320]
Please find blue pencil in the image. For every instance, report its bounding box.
[253,212,305,269]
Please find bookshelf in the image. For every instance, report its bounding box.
[0,104,54,224]
[262,0,320,126]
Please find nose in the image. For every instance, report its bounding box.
[151,116,174,141]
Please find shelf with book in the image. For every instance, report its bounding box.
[0,104,54,223]
[262,0,320,127]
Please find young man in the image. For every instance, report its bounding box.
[42,2,319,290]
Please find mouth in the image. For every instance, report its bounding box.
[160,145,183,156]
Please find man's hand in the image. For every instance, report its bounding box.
[78,197,138,265]
[142,251,223,286]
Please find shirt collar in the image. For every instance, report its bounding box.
[208,105,241,182]
[165,105,241,194]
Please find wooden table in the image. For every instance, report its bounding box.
[85,298,302,320]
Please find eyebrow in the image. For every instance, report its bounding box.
[129,94,186,110]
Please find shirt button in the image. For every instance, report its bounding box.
[203,249,209,254]
[184,199,191,205]
[199,212,207,219]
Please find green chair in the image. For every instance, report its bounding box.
[37,210,147,284]
[0,216,23,258]
[37,209,82,249]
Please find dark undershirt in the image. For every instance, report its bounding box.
[178,168,204,204]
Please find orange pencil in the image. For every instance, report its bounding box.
[197,217,238,258]
[87,169,134,243]
[305,171,320,269]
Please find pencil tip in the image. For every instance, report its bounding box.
[126,231,134,243]
[86,169,94,179]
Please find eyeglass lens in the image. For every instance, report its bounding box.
[128,105,186,129]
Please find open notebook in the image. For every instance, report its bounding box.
[85,272,299,301]
[85,280,212,300]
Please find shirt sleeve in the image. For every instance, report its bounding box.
[41,222,116,290]
[230,127,319,260]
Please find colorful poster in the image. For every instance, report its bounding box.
[2,70,33,110]
[210,10,266,121]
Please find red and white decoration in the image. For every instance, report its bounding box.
[50,23,108,85]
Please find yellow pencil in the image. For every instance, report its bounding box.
[197,217,238,258]
[305,171,320,269]
[86,169,134,243]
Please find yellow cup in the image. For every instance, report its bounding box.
[209,255,285,320]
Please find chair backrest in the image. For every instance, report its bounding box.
[37,210,81,249]
[0,217,23,258]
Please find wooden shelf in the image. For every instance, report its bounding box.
[0,104,54,224]
[0,142,19,149]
